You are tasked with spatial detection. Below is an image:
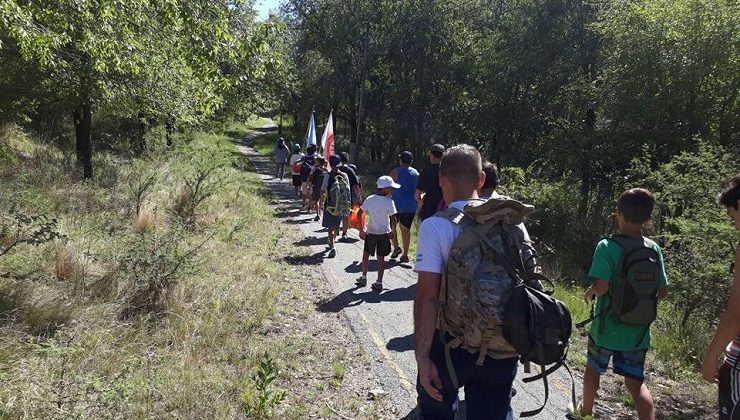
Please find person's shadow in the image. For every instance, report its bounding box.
[344,260,400,274]
[386,334,414,352]
[282,249,327,265]
[316,283,416,312]
[293,236,326,247]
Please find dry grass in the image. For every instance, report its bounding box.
[172,188,193,217]
[54,244,84,282]
[134,207,158,233]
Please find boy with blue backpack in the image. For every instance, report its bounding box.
[570,188,668,420]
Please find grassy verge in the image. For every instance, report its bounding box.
[0,122,390,418]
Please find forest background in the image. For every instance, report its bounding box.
[0,0,738,417]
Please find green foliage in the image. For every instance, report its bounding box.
[629,142,739,331]
[0,208,62,259]
[118,224,207,318]
[241,352,286,419]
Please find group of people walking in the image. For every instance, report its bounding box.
[275,137,740,420]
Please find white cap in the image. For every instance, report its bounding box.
[377,175,401,189]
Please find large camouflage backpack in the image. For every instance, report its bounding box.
[326,172,351,217]
[437,199,533,362]
[437,198,573,417]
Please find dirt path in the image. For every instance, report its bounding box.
[237,124,577,419]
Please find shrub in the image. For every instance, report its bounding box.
[118,225,209,318]
[241,352,286,419]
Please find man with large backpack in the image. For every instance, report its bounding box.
[321,155,351,258]
[413,144,547,420]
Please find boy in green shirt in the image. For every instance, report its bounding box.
[571,188,668,420]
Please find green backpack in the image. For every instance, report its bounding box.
[605,234,662,327]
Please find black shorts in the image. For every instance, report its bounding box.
[364,233,391,257]
[322,212,342,229]
[311,186,322,202]
[396,212,415,229]
[292,175,302,187]
[719,359,740,420]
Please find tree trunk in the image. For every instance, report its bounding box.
[165,117,174,147]
[135,112,146,155]
[73,101,93,179]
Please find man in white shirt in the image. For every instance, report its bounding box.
[356,175,399,291]
[414,144,520,420]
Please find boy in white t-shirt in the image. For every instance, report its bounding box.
[356,175,399,291]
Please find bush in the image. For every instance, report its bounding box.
[118,224,208,319]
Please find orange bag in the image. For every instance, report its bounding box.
[349,204,366,231]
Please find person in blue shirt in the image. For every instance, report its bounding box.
[389,151,419,263]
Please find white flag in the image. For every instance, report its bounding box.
[305,112,317,147]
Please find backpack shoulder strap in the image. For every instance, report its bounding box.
[436,207,466,224]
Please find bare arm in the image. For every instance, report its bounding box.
[702,249,740,382]
[415,189,424,209]
[414,271,441,360]
[415,270,443,401]
[584,279,609,303]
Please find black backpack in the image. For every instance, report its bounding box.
[300,155,315,182]
[503,273,575,417]
[477,223,574,418]
[606,234,661,328]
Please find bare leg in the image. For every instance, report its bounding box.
[342,216,349,236]
[624,377,655,420]
[581,364,601,416]
[401,225,411,257]
[328,227,336,248]
[361,251,370,277]
[390,223,400,251]
[377,256,386,282]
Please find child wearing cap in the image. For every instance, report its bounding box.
[356,175,399,291]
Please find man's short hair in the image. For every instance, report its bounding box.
[717,174,740,209]
[316,156,326,166]
[399,151,414,164]
[617,188,655,224]
[430,144,445,159]
[440,144,482,189]
[307,144,317,154]
[329,155,341,167]
[339,152,350,163]
[481,161,499,191]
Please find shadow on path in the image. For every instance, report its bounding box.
[316,283,416,313]
[387,334,414,353]
[283,250,327,266]
[293,236,326,247]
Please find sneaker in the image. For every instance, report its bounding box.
[390,248,402,259]
[341,233,348,242]
[371,281,383,292]
[400,255,410,263]
[327,248,336,258]
[566,404,594,420]
[355,275,367,287]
